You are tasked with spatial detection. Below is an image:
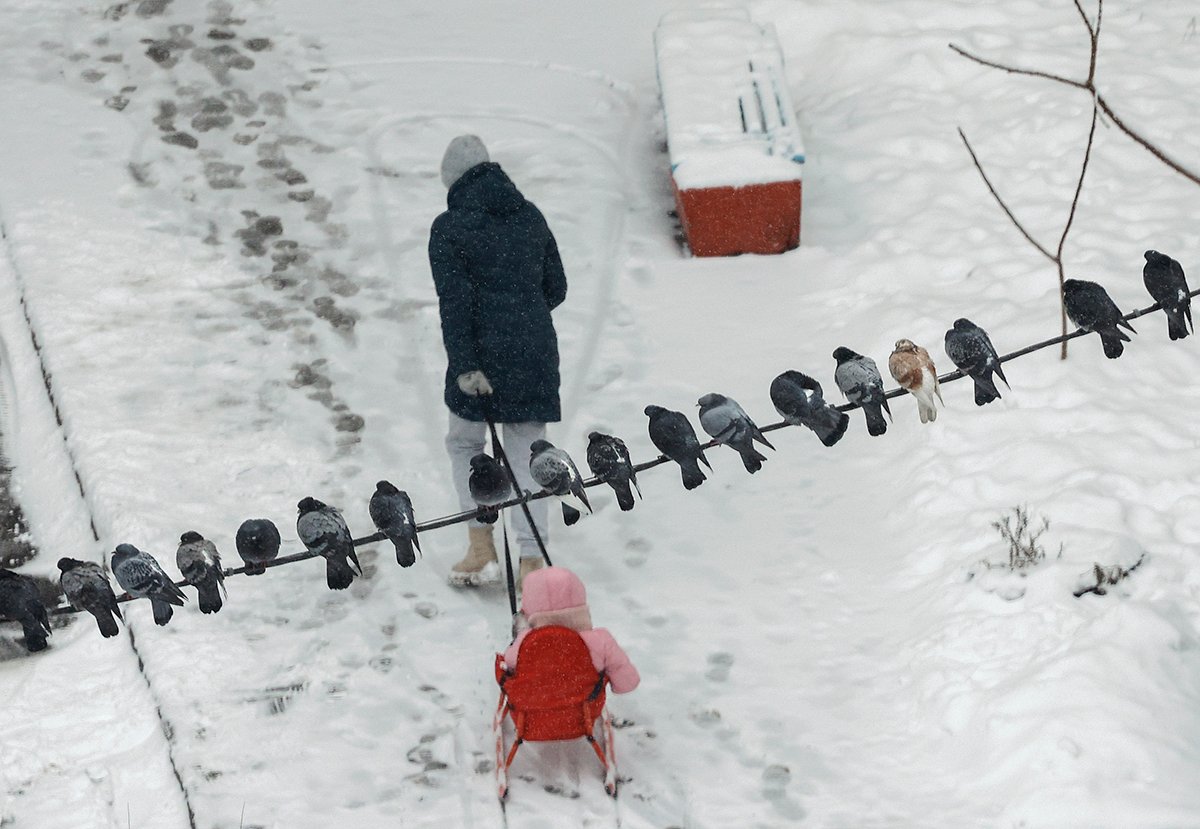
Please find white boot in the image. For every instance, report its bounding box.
[449,527,501,586]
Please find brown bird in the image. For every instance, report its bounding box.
[888,339,943,423]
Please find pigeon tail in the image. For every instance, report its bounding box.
[1099,331,1126,359]
[680,459,707,490]
[150,598,175,626]
[1118,317,1137,334]
[22,624,49,652]
[196,582,223,614]
[612,480,636,511]
[735,443,767,473]
[1166,308,1190,341]
[697,449,713,471]
[863,404,888,437]
[811,409,849,447]
[394,539,416,568]
[326,557,356,590]
[751,427,775,451]
[973,373,1001,406]
[94,608,120,638]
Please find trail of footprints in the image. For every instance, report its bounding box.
[48,0,371,444]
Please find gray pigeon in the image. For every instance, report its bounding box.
[1064,279,1136,359]
[58,557,122,638]
[111,544,186,626]
[645,405,711,490]
[697,393,774,473]
[235,518,281,576]
[176,531,225,614]
[944,318,1008,406]
[586,432,641,511]
[769,370,849,447]
[297,497,361,590]
[369,480,421,567]
[833,347,891,436]
[468,453,512,524]
[529,439,592,526]
[1143,250,1192,341]
[0,569,52,652]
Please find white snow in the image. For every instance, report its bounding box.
[1,0,1200,827]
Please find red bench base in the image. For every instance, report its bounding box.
[672,178,801,257]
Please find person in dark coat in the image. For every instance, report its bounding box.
[429,135,567,587]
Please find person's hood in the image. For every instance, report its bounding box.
[446,162,526,216]
[520,566,593,632]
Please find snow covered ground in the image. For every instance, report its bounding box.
[2,0,1200,827]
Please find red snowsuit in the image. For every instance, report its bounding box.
[503,566,640,694]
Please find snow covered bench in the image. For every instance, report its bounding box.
[654,6,805,257]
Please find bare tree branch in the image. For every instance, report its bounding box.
[1057,102,1098,261]
[1095,94,1200,186]
[948,44,1086,89]
[1072,0,1099,83]
[957,127,1056,262]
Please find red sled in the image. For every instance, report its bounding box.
[493,625,618,800]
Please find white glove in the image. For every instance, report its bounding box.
[457,370,494,396]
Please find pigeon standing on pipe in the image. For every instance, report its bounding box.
[769,370,849,447]
[586,431,641,511]
[888,339,944,423]
[529,439,592,526]
[1063,279,1136,359]
[467,453,513,525]
[0,569,52,652]
[832,347,891,437]
[235,518,281,575]
[944,318,1008,406]
[1142,250,1192,341]
[58,558,122,638]
[297,497,361,590]
[111,544,187,626]
[697,393,774,473]
[369,480,421,567]
[176,531,225,614]
[645,405,711,490]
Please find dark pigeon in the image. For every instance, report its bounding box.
[297,497,361,590]
[529,439,592,526]
[645,405,711,490]
[0,569,52,652]
[586,431,641,511]
[944,318,1009,406]
[1143,250,1192,341]
[58,558,122,638]
[833,347,891,436]
[369,480,421,567]
[770,370,849,447]
[111,544,186,626]
[1064,279,1136,359]
[176,531,225,614]
[697,393,774,473]
[235,518,281,576]
[467,453,513,524]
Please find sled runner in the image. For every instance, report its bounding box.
[493,625,618,799]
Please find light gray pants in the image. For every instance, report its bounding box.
[446,411,549,560]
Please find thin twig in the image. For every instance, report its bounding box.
[10,288,1198,624]
[947,44,1086,89]
[957,128,1055,262]
[1095,94,1200,186]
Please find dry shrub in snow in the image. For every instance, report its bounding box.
[991,505,1062,571]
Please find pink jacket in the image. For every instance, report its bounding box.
[504,566,640,694]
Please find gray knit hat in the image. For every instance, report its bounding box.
[440,135,490,189]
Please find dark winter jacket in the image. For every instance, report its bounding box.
[429,162,568,423]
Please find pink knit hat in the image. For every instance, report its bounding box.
[520,566,593,632]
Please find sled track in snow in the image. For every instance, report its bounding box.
[0,208,197,829]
